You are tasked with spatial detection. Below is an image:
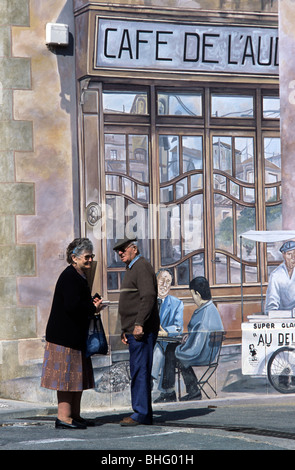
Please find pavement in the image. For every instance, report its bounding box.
[0,397,55,420]
[1,391,295,435]
[2,392,295,452]
[2,345,295,451]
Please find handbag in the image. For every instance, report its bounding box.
[85,313,108,357]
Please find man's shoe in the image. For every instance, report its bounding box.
[154,391,177,403]
[179,390,202,401]
[120,417,140,426]
[55,418,87,429]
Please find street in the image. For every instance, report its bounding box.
[1,395,295,454]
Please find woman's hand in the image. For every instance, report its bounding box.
[121,332,128,345]
[93,297,103,313]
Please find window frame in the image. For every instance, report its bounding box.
[101,83,280,292]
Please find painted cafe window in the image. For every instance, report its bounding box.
[212,134,257,284]
[102,88,281,290]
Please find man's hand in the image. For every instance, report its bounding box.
[158,325,168,337]
[133,325,144,340]
[181,334,188,344]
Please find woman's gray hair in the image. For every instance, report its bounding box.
[66,238,93,264]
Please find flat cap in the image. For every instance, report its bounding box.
[113,236,137,251]
[280,240,295,253]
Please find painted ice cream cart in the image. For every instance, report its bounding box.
[241,230,295,393]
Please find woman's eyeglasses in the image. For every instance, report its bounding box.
[82,254,95,260]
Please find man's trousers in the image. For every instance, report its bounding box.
[126,332,157,424]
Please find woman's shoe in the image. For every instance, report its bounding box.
[55,418,87,429]
[74,417,96,427]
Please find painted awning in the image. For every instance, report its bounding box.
[240,230,295,243]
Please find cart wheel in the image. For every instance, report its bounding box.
[267,347,295,394]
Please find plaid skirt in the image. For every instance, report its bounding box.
[41,341,95,392]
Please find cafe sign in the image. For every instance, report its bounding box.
[95,18,278,75]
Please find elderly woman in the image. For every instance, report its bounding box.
[41,238,102,429]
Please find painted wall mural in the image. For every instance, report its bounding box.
[3,0,295,411]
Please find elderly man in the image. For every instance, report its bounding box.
[265,240,295,313]
[152,269,183,403]
[158,276,224,401]
[113,236,159,426]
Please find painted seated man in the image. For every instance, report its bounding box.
[151,269,183,402]
[157,276,224,402]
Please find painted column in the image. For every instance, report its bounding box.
[279,0,295,229]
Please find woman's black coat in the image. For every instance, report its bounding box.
[45,265,96,350]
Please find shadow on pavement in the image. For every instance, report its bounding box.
[93,406,215,425]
